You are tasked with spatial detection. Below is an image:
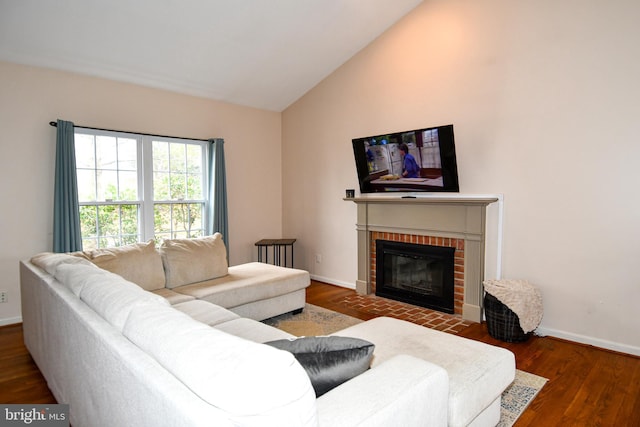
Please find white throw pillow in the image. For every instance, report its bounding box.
[160,233,228,288]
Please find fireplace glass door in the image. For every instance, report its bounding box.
[376,240,455,313]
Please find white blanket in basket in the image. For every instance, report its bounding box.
[483,279,543,333]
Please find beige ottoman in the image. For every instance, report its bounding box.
[333,317,515,427]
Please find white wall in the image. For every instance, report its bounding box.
[0,61,283,325]
[282,0,640,354]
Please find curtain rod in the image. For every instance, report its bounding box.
[49,121,211,142]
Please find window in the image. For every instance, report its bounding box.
[74,129,207,250]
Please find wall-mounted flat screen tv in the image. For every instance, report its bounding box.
[352,124,459,193]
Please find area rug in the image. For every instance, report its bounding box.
[498,369,548,427]
[262,303,363,335]
[263,304,547,426]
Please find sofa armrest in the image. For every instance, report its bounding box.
[315,354,449,427]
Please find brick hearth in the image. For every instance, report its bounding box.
[341,292,472,334]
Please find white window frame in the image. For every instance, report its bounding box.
[74,128,209,249]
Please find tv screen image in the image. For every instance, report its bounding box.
[352,124,459,194]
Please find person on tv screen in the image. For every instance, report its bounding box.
[399,143,420,178]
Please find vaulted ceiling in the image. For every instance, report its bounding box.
[0,0,423,111]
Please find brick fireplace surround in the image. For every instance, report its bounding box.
[348,194,499,322]
[370,231,465,316]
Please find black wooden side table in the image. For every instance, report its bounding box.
[255,238,296,268]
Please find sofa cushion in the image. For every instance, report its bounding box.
[84,241,166,291]
[173,262,309,309]
[173,300,240,326]
[160,233,228,288]
[122,304,317,426]
[333,316,516,427]
[266,336,375,397]
[214,318,294,343]
[30,252,95,276]
[54,263,113,297]
[55,263,170,331]
[151,288,196,304]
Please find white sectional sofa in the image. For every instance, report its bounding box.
[21,252,449,427]
[20,234,515,427]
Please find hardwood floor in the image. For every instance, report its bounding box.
[2,280,638,426]
[306,281,640,426]
[0,323,55,403]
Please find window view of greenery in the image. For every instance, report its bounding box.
[75,131,206,250]
[152,140,205,243]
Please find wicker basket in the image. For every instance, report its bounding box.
[484,293,531,342]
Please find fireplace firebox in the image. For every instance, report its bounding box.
[376,240,455,314]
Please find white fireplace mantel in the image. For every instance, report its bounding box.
[347,193,501,322]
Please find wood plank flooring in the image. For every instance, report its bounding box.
[1,280,638,426]
[0,323,55,403]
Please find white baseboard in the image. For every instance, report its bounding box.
[536,326,640,357]
[309,274,355,290]
[0,316,22,327]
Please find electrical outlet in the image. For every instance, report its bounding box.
[0,291,7,303]
[315,254,322,263]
